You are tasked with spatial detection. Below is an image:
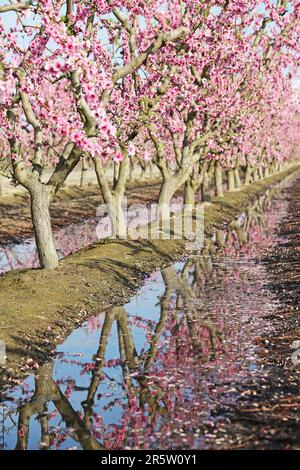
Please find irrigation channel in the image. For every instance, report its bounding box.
[0,174,300,450]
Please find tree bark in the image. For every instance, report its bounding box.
[184,179,196,207]
[234,168,241,188]
[109,194,126,238]
[215,162,224,197]
[227,169,235,191]
[30,186,59,269]
[245,164,252,184]
[80,156,88,187]
[129,163,134,180]
[201,169,211,202]
[0,175,4,195]
[149,163,154,179]
[94,157,127,238]
[157,179,177,220]
[253,168,260,181]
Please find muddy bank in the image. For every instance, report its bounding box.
[0,178,161,245]
[0,165,299,386]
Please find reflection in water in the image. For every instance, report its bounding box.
[0,189,289,449]
[0,219,99,274]
[0,197,182,274]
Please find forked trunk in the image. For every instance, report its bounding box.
[30,186,58,269]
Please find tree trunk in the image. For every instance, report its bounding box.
[234,168,241,188]
[109,194,126,238]
[129,162,134,180]
[94,157,127,238]
[149,164,154,179]
[253,168,260,181]
[0,174,5,196]
[142,165,147,179]
[157,179,177,220]
[113,161,119,185]
[184,179,196,208]
[80,156,88,187]
[264,167,270,178]
[227,169,235,191]
[201,169,211,202]
[214,162,224,197]
[258,165,264,180]
[245,165,252,184]
[30,186,59,269]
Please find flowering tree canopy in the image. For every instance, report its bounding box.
[0,1,299,268]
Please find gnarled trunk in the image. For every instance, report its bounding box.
[30,186,58,269]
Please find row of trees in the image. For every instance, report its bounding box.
[0,0,300,269]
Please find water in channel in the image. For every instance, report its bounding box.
[0,182,294,450]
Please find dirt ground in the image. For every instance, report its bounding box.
[0,165,299,390]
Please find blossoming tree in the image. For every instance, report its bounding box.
[0,0,299,270]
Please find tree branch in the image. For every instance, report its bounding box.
[0,3,33,14]
[16,72,44,174]
[101,25,189,103]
